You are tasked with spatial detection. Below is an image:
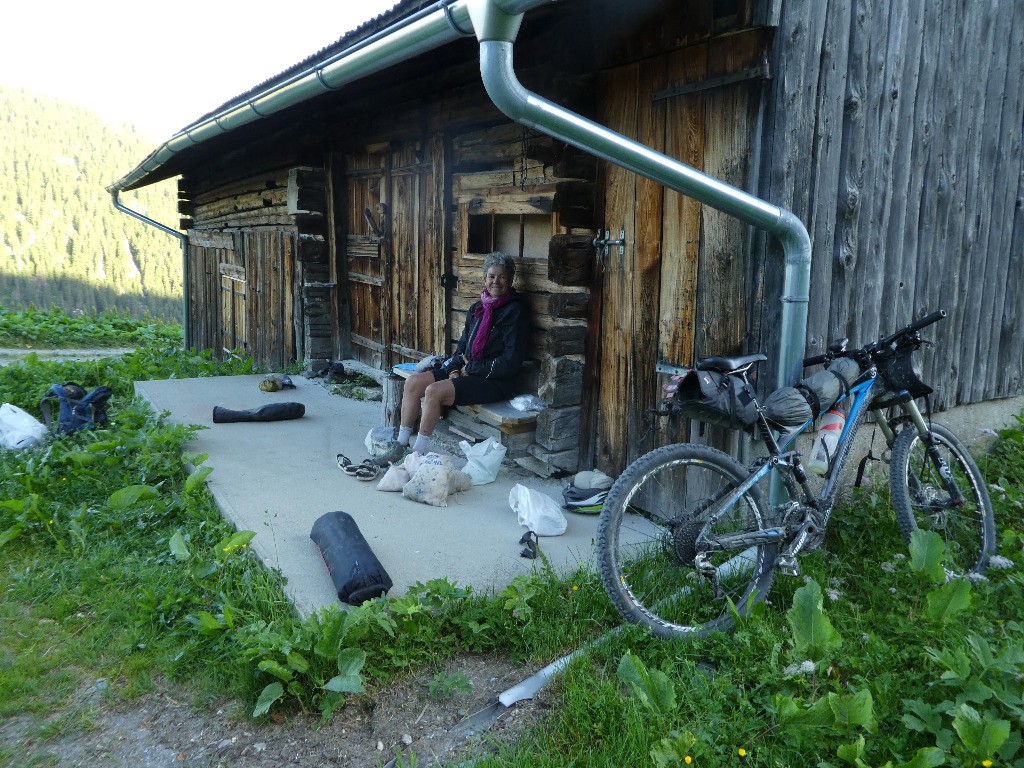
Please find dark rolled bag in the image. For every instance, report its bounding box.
[310,511,393,605]
[662,369,758,430]
[212,402,305,423]
[762,357,861,427]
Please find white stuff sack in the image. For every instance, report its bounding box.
[0,403,46,450]
[365,426,396,457]
[459,437,506,485]
[509,483,567,537]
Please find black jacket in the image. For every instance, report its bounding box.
[444,295,531,381]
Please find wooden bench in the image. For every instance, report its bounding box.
[389,363,538,457]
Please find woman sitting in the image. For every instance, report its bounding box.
[376,251,531,466]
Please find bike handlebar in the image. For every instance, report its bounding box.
[879,309,946,347]
[802,309,946,368]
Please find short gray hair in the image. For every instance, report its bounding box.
[482,251,516,282]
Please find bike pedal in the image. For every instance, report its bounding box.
[776,556,801,577]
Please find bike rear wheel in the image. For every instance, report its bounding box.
[597,443,777,640]
[890,422,995,575]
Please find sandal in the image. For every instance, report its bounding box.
[354,464,379,481]
[337,453,353,471]
[344,459,377,477]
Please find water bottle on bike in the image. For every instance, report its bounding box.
[807,405,846,475]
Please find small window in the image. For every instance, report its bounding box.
[467,213,550,257]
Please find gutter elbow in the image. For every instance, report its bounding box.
[479,41,530,122]
[775,209,812,266]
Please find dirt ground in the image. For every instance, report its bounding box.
[0,655,552,767]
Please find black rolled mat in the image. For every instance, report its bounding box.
[310,511,393,605]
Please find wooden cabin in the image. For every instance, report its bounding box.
[114,0,1024,476]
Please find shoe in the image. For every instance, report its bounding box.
[562,486,607,514]
[373,442,412,467]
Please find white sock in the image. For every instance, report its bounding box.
[413,434,430,454]
[397,426,413,445]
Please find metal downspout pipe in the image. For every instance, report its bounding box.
[111,190,190,343]
[466,0,812,393]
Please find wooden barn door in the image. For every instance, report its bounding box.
[342,139,445,369]
[593,31,769,474]
[220,263,247,356]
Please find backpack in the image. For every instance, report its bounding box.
[40,383,113,435]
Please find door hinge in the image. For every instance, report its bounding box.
[438,273,458,288]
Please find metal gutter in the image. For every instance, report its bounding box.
[466,0,811,393]
[108,0,557,194]
[111,190,190,341]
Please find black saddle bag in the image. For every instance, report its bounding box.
[663,369,758,430]
[310,511,393,605]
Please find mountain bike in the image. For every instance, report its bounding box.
[596,310,996,640]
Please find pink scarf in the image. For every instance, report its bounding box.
[470,289,516,360]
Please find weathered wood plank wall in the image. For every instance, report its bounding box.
[182,167,305,369]
[758,0,1024,409]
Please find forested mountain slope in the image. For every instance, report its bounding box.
[1,86,182,321]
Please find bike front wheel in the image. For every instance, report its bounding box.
[890,422,995,575]
[597,443,778,640]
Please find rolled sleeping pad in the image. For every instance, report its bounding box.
[310,511,393,605]
[212,402,305,423]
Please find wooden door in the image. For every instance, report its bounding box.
[592,31,769,473]
[342,145,388,367]
[342,138,446,369]
[219,264,247,356]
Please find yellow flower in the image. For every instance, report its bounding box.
[572,585,579,591]
[982,760,993,767]
[738,748,747,758]
[684,757,692,765]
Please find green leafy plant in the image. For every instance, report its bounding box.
[426,670,472,701]
[786,580,843,662]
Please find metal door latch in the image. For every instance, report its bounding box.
[593,227,625,268]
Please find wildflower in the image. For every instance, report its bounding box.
[572,584,579,591]
[685,757,692,765]
[825,588,841,602]
[989,555,1015,570]
[860,633,870,643]
[892,552,906,560]
[880,562,896,573]
[989,483,1006,495]
[889,587,897,594]
[980,428,999,438]
[783,662,812,677]
[966,572,990,584]
[738,747,747,758]
[982,760,993,767]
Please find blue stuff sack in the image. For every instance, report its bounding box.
[40,382,113,435]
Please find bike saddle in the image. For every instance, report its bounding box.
[696,353,768,374]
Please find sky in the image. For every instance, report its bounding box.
[0,0,399,141]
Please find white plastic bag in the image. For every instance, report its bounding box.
[509,483,567,537]
[0,403,46,450]
[509,394,547,412]
[458,437,506,485]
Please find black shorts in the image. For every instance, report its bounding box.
[431,368,515,405]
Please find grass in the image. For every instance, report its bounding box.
[1,309,1022,768]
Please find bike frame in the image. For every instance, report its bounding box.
[699,367,924,558]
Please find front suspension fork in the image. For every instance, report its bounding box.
[897,400,966,506]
